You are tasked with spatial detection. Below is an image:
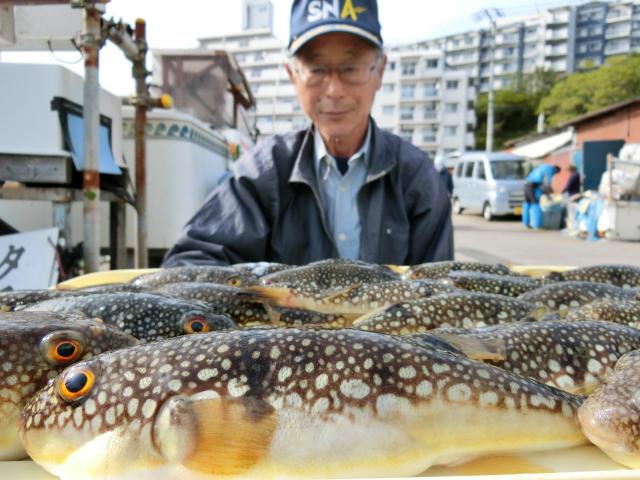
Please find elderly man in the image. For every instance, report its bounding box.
[163,0,453,267]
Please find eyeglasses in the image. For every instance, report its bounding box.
[293,61,379,87]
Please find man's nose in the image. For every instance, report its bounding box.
[324,69,346,96]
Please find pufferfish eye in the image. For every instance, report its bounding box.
[184,316,211,334]
[226,277,243,287]
[57,365,96,403]
[40,331,86,366]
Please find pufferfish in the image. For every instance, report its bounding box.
[0,311,138,460]
[20,328,587,479]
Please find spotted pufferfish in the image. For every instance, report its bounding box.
[20,327,587,479]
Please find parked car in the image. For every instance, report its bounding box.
[451,152,530,221]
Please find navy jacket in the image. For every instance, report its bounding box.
[163,120,454,266]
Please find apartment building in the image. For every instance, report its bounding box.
[199,1,475,156]
[405,1,640,93]
[199,2,305,137]
[371,50,476,158]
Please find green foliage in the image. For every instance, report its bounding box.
[474,67,562,150]
[475,89,538,150]
[539,53,640,126]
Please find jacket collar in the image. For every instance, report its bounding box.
[289,117,396,186]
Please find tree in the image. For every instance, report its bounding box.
[475,88,538,150]
[539,53,640,127]
[474,67,561,150]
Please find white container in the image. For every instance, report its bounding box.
[120,107,231,250]
[604,201,640,241]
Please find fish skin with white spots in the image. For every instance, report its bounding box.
[578,350,640,468]
[232,262,293,278]
[353,292,542,334]
[545,264,640,288]
[260,258,400,292]
[20,327,586,479]
[430,320,640,395]
[565,298,640,328]
[152,283,271,325]
[244,280,456,316]
[23,292,237,342]
[0,311,138,460]
[517,281,633,317]
[443,271,545,297]
[0,289,78,312]
[404,261,517,280]
[264,305,356,328]
[131,266,259,288]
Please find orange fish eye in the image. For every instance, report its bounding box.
[41,331,86,366]
[184,316,210,334]
[226,277,242,287]
[57,366,95,403]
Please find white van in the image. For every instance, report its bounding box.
[451,152,530,221]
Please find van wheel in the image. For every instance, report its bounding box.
[482,202,494,221]
[452,198,463,215]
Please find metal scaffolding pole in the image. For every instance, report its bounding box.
[133,19,149,268]
[80,3,102,273]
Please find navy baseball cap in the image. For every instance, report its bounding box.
[288,0,383,55]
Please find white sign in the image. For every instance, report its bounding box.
[0,228,59,291]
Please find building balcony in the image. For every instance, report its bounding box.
[546,12,571,25]
[545,44,568,56]
[546,29,569,41]
[607,10,632,23]
[606,26,632,39]
[495,33,520,45]
[604,42,630,55]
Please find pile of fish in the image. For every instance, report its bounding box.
[1,260,640,479]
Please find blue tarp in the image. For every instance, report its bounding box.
[67,113,122,175]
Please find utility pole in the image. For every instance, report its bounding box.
[474,8,504,153]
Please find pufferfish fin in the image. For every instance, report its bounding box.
[431,333,506,361]
[320,284,362,302]
[153,392,278,475]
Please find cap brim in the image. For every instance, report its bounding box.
[289,23,382,55]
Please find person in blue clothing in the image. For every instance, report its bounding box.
[522,163,561,229]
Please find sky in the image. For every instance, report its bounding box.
[1,0,587,96]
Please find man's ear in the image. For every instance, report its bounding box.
[284,63,296,84]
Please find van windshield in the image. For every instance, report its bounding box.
[490,160,527,180]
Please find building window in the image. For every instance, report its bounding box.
[444,126,458,137]
[422,128,437,143]
[250,68,262,78]
[423,84,439,97]
[444,103,459,113]
[446,80,459,90]
[382,83,395,92]
[238,39,249,47]
[383,105,395,116]
[400,106,414,120]
[401,84,415,99]
[401,62,417,75]
[386,61,396,71]
[426,59,439,69]
[400,128,414,142]
[423,106,437,119]
[254,52,264,61]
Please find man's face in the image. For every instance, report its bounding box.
[286,33,386,141]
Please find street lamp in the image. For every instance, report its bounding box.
[473,8,504,152]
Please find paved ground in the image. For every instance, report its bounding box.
[452,211,640,267]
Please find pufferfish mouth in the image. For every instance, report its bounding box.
[578,404,630,453]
